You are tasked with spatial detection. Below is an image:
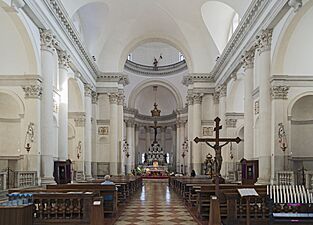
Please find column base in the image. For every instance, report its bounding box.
[41,177,56,186]
[109,162,119,175]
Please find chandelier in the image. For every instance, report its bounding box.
[151,86,161,117]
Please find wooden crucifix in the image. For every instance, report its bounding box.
[150,120,161,144]
[194,117,242,193]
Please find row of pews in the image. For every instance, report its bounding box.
[3,175,142,225]
[170,176,313,225]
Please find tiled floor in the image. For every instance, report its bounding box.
[114,180,199,225]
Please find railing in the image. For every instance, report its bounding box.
[305,171,313,190]
[0,172,7,190]
[14,171,37,188]
[276,171,295,185]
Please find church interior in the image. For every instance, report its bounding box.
[0,0,312,224]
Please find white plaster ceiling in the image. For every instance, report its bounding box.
[61,0,252,74]
[134,86,177,116]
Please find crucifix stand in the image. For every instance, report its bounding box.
[194,117,242,225]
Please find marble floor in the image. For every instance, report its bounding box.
[114,180,199,225]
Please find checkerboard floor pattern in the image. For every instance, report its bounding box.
[114,180,198,225]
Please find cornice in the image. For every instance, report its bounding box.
[213,0,293,86]
[43,0,98,76]
[182,73,214,86]
[124,60,187,76]
[0,75,42,86]
[97,73,129,86]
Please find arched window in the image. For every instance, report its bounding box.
[179,52,185,62]
[228,13,240,41]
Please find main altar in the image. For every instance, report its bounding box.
[141,89,169,179]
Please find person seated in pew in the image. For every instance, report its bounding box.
[101,175,114,185]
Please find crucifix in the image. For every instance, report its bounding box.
[194,117,242,194]
[150,120,161,144]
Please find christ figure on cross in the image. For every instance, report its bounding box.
[194,117,242,179]
[150,120,161,144]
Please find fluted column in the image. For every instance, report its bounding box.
[176,121,181,172]
[256,29,273,184]
[218,86,227,177]
[117,93,124,175]
[57,50,70,161]
[179,121,186,172]
[22,85,42,176]
[187,93,193,175]
[84,85,92,179]
[109,94,119,175]
[192,93,202,175]
[91,92,98,177]
[40,29,58,184]
[242,48,255,160]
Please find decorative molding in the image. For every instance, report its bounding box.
[91,91,98,104]
[97,120,110,125]
[97,73,129,86]
[84,84,92,97]
[40,29,58,51]
[124,107,139,115]
[98,126,109,135]
[124,59,187,76]
[193,93,203,104]
[254,100,260,115]
[241,46,256,69]
[271,85,290,99]
[22,85,42,99]
[291,119,313,125]
[288,0,302,12]
[57,49,70,68]
[69,112,85,119]
[182,73,214,86]
[125,119,135,127]
[226,118,237,128]
[256,29,273,53]
[225,112,244,119]
[43,0,98,76]
[109,93,119,104]
[213,92,219,104]
[74,116,86,127]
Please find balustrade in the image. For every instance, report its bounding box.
[276,171,294,185]
[14,171,37,188]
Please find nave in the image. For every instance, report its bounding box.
[115,180,198,225]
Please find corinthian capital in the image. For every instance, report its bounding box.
[271,85,290,99]
[22,85,42,99]
[193,93,203,104]
[40,29,58,51]
[217,85,227,97]
[109,93,119,104]
[91,91,98,104]
[117,93,125,106]
[84,84,92,97]
[57,50,70,68]
[186,93,194,105]
[256,29,273,53]
[241,47,256,69]
[289,0,302,12]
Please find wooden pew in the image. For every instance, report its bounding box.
[46,183,118,216]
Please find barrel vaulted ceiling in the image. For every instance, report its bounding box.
[61,0,252,73]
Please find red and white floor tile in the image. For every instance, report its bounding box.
[114,180,198,225]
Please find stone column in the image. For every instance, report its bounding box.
[218,86,227,177]
[160,127,166,148]
[176,121,181,172]
[57,50,70,161]
[192,93,202,175]
[126,119,135,174]
[271,85,289,181]
[117,93,124,175]
[145,126,151,149]
[109,94,119,175]
[22,85,42,177]
[187,93,193,175]
[135,124,140,167]
[242,47,255,160]
[225,118,237,176]
[40,29,58,184]
[171,125,177,169]
[84,85,92,179]
[256,29,273,184]
[179,121,186,172]
[91,92,98,177]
